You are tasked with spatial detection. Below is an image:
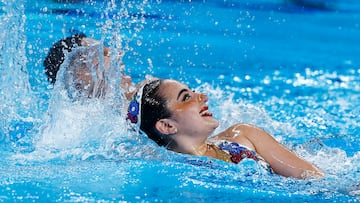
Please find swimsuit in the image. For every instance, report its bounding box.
[210,140,274,173]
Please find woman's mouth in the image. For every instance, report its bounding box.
[199,106,213,117]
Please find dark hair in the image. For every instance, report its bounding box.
[140,79,173,147]
[43,33,86,84]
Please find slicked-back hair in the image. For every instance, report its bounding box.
[43,33,86,84]
[140,79,173,147]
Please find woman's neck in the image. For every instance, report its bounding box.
[172,139,221,158]
[190,142,209,156]
[170,135,209,156]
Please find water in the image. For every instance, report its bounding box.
[1,0,359,202]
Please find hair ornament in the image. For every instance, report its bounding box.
[126,85,144,126]
[126,75,157,127]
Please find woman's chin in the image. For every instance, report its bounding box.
[208,118,219,129]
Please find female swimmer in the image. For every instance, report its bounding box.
[44,33,124,99]
[126,78,324,179]
[45,35,323,179]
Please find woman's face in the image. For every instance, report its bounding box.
[159,80,219,138]
[81,37,123,71]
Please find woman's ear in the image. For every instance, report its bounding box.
[155,119,177,135]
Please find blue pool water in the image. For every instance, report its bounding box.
[1,0,360,202]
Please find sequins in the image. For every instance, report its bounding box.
[126,100,139,124]
[218,141,259,163]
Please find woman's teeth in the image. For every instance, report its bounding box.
[200,106,212,117]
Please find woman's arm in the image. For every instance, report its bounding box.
[219,124,323,179]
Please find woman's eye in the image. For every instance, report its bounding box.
[183,94,191,102]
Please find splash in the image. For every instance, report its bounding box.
[0,0,41,150]
[1,0,359,201]
[9,0,153,162]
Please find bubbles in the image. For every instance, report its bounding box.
[233,76,242,83]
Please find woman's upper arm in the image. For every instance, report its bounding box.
[227,124,323,179]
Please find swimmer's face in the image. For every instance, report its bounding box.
[159,80,219,138]
[80,38,122,71]
[63,37,123,98]
[72,63,94,95]
[66,47,100,97]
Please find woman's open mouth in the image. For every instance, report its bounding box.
[199,106,213,117]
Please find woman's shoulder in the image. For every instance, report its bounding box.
[211,123,258,150]
[213,123,260,139]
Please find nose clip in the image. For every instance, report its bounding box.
[198,94,202,102]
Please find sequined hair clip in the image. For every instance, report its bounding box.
[126,76,156,127]
[126,85,144,126]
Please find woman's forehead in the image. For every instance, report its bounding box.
[162,80,189,90]
[160,80,190,97]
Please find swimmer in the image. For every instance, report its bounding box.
[44,32,86,84]
[125,78,324,179]
[43,33,126,98]
[45,35,323,179]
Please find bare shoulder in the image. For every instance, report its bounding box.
[214,123,259,138]
[211,123,258,149]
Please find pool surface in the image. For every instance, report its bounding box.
[1,0,359,202]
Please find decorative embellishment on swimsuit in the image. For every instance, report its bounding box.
[211,140,274,173]
[218,141,259,164]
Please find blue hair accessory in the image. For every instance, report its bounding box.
[127,100,139,124]
[125,75,157,128]
[126,83,145,126]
